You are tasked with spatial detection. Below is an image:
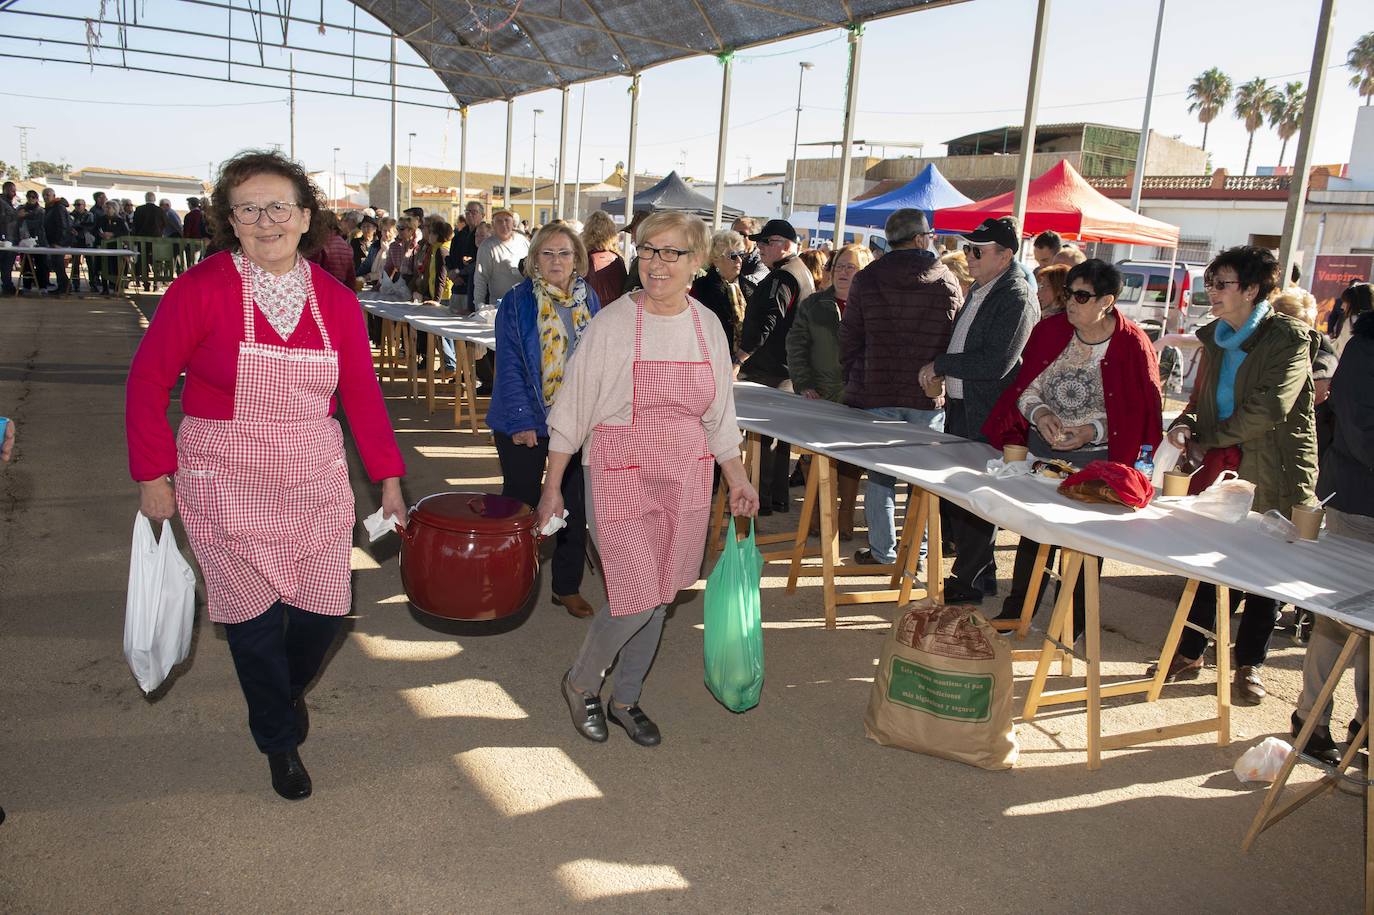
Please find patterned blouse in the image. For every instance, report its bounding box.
[1017,333,1110,443]
[234,252,308,341]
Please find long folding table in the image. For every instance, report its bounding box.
[725,382,1374,903]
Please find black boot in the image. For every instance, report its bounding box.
[1291,711,1341,766]
[267,749,312,800]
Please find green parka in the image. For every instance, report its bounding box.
[787,286,845,402]
[1175,310,1318,516]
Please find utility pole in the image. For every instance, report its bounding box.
[289,55,296,160]
[531,108,544,224]
[15,125,34,177]
[407,132,416,210]
[573,85,587,223]
[786,61,814,218]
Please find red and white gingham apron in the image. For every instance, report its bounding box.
[174,258,354,624]
[590,299,716,616]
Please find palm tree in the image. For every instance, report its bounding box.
[1186,68,1232,152]
[1267,81,1306,168]
[1350,32,1374,106]
[1234,77,1278,175]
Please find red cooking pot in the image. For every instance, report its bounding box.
[399,492,540,621]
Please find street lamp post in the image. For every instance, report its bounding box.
[332,146,340,204]
[786,61,814,219]
[531,109,544,225]
[407,132,416,210]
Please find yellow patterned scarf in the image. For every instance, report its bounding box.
[535,276,592,406]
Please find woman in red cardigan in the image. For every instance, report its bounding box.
[126,150,405,801]
[982,258,1162,638]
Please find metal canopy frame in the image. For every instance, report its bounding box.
[1,1,965,109]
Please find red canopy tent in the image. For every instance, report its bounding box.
[932,160,1180,248]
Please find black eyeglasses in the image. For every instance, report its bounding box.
[724,251,746,261]
[962,244,986,260]
[1204,279,1240,291]
[637,243,690,263]
[1067,289,1098,304]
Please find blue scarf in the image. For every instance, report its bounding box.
[1213,301,1270,420]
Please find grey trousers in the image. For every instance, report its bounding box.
[567,465,668,705]
[1297,506,1373,727]
[569,602,668,705]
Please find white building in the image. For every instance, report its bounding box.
[723,174,785,221]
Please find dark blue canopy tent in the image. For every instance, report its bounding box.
[816,163,972,231]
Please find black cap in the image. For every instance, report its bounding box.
[961,216,1020,251]
[403,206,425,218]
[748,218,798,243]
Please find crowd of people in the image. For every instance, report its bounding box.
[116,146,1374,798]
[0,183,208,295]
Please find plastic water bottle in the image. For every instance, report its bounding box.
[1134,444,1155,478]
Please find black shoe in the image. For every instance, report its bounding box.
[292,697,309,745]
[1292,712,1342,766]
[562,670,607,742]
[1349,720,1368,769]
[992,602,1024,623]
[943,578,984,604]
[853,548,885,566]
[757,503,773,517]
[770,499,789,514]
[267,749,312,800]
[789,465,806,488]
[607,704,661,747]
[942,539,958,557]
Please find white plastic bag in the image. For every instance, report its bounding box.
[378,272,410,302]
[1182,470,1256,523]
[1151,438,1184,487]
[1234,736,1293,783]
[124,513,196,693]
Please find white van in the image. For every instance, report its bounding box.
[1113,260,1211,336]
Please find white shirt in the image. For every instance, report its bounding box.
[473,233,530,308]
[944,265,1010,400]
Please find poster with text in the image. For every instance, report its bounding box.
[1313,255,1373,332]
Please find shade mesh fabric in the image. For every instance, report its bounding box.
[353,1,964,105]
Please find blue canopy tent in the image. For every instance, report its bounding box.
[816,163,972,231]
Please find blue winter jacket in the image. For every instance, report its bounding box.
[486,277,602,438]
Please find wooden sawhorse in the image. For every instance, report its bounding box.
[1244,625,1372,910]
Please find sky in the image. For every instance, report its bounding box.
[0,0,1371,194]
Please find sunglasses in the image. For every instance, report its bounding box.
[1204,279,1240,291]
[1067,289,1099,304]
[962,244,992,260]
[724,251,746,261]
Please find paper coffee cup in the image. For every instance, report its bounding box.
[1163,470,1192,497]
[1003,444,1029,464]
[1291,505,1324,540]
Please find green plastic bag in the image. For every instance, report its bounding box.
[703,518,765,712]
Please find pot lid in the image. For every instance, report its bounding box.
[408,492,537,535]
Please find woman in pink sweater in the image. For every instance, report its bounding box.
[126,150,405,801]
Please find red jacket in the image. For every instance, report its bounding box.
[982,309,1162,464]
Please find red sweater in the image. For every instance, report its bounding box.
[982,310,1162,464]
[308,233,357,288]
[126,251,405,482]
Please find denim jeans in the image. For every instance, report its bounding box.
[864,406,944,562]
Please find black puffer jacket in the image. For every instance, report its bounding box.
[839,247,961,410]
[1318,311,1374,518]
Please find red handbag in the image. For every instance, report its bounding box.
[1188,446,1242,495]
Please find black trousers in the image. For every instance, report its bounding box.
[757,434,793,508]
[1178,583,1278,668]
[224,600,341,754]
[1004,539,1088,640]
[943,398,997,586]
[0,251,16,291]
[494,432,588,596]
